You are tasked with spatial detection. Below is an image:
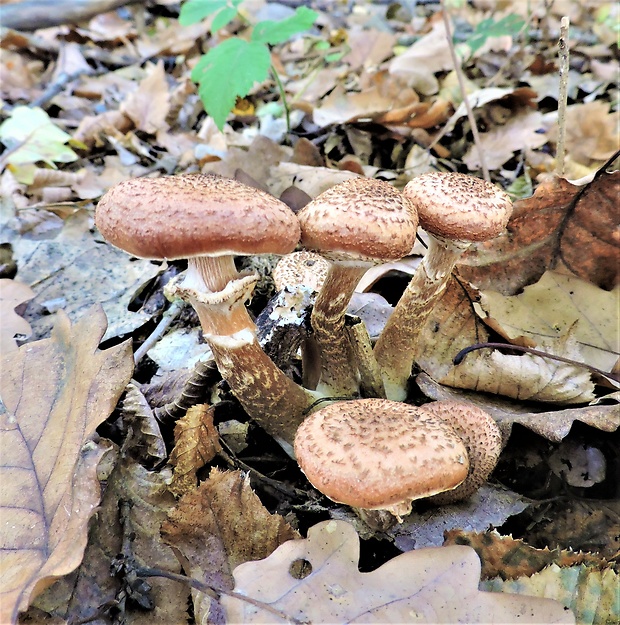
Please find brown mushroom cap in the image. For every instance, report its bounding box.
[298,178,418,263]
[403,172,512,242]
[424,400,503,503]
[95,174,300,260]
[273,251,330,292]
[294,399,469,511]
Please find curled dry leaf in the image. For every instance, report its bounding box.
[478,270,619,378]
[0,306,133,624]
[168,404,222,497]
[161,468,299,623]
[0,278,34,353]
[459,170,620,293]
[416,278,595,404]
[222,519,574,623]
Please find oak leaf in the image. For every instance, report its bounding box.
[221,519,575,623]
[0,307,133,624]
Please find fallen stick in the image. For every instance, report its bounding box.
[0,0,146,31]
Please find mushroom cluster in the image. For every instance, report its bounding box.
[96,170,510,509]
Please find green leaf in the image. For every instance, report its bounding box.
[191,38,271,129]
[179,0,241,27]
[464,14,525,55]
[210,5,239,31]
[251,6,317,45]
[0,106,78,168]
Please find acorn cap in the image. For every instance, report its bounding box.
[294,399,469,511]
[424,400,503,504]
[403,172,512,242]
[273,251,330,292]
[298,178,418,263]
[95,174,300,260]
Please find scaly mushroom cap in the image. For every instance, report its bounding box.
[403,172,512,242]
[294,399,469,511]
[298,178,418,263]
[95,174,300,260]
[424,400,503,503]
[273,251,329,292]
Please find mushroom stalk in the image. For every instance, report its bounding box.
[374,235,470,400]
[310,262,369,397]
[169,272,318,450]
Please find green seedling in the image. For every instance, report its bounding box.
[180,0,318,130]
[459,14,525,58]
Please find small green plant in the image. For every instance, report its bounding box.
[179,0,318,130]
[459,13,525,58]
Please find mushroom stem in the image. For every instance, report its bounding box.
[169,274,318,450]
[374,235,470,400]
[208,330,318,452]
[187,254,240,293]
[311,263,369,396]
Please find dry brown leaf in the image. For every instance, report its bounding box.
[161,468,299,623]
[0,307,133,624]
[120,61,171,134]
[416,372,619,442]
[444,529,611,581]
[221,519,575,623]
[416,278,596,404]
[0,278,34,353]
[463,110,548,171]
[459,170,620,293]
[169,404,222,497]
[483,564,619,625]
[479,271,619,375]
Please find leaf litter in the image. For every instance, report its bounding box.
[0,0,618,623]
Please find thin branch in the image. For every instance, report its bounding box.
[439,0,489,181]
[555,16,570,177]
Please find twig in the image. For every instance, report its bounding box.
[135,566,309,624]
[555,16,570,177]
[439,0,489,181]
[134,300,185,365]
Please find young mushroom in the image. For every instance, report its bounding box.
[95,173,316,450]
[374,172,513,400]
[294,398,470,527]
[297,178,418,397]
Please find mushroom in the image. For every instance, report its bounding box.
[422,400,503,504]
[374,172,513,400]
[297,178,418,397]
[294,398,470,527]
[95,173,316,449]
[273,250,330,293]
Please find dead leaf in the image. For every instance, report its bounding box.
[0,278,34,352]
[444,529,611,580]
[121,61,171,135]
[459,170,620,293]
[416,372,619,442]
[221,519,574,623]
[479,271,619,375]
[169,404,222,497]
[0,307,133,623]
[161,468,299,623]
[464,110,548,170]
[7,210,162,342]
[483,564,619,625]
